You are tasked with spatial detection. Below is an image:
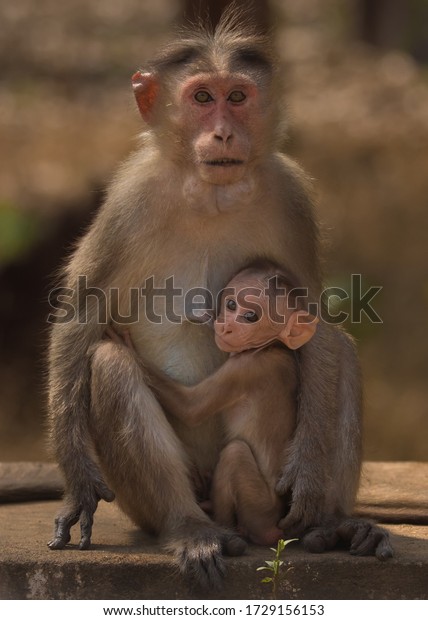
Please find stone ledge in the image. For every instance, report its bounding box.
[0,462,427,600]
[0,462,63,503]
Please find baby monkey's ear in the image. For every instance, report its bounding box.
[279,311,319,350]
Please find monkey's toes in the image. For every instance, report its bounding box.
[168,520,230,589]
[177,543,226,590]
[103,489,115,503]
[337,518,394,561]
[277,513,307,538]
[97,482,115,503]
[303,527,339,554]
[375,537,394,561]
[47,535,70,550]
[222,534,247,556]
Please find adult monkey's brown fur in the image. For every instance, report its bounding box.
[47,10,392,586]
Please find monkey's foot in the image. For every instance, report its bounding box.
[47,506,80,550]
[303,526,339,553]
[166,519,246,589]
[47,483,115,551]
[336,517,393,561]
[302,518,393,561]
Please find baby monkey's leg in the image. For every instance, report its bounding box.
[212,440,284,546]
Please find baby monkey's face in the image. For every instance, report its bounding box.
[214,275,290,353]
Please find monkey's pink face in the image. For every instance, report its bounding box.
[177,73,265,185]
[214,277,285,353]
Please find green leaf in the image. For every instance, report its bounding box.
[283,538,299,546]
[261,577,273,584]
[265,560,275,568]
[256,566,272,572]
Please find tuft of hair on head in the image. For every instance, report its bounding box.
[237,257,299,289]
[213,3,276,77]
[235,257,308,312]
[146,2,277,81]
[214,2,268,43]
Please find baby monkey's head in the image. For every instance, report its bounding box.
[214,260,318,353]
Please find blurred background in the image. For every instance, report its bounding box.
[0,0,427,462]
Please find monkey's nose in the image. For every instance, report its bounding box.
[216,321,232,335]
[214,132,232,143]
[213,118,233,143]
[214,131,233,143]
[223,320,234,334]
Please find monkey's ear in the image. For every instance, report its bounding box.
[280,311,319,350]
[132,71,159,124]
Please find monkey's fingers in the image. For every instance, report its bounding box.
[277,517,305,539]
[374,534,394,561]
[47,509,80,550]
[336,518,393,561]
[199,552,226,590]
[351,527,393,560]
[96,481,115,503]
[344,520,371,552]
[221,533,247,557]
[278,492,321,536]
[168,520,229,589]
[78,509,94,550]
[303,527,339,554]
[77,480,114,549]
[176,537,225,590]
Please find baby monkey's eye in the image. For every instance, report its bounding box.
[228,91,246,103]
[243,311,259,323]
[194,91,213,103]
[226,299,237,311]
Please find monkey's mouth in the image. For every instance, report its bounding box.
[203,158,244,167]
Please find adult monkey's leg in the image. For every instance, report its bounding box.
[278,324,393,559]
[90,340,246,586]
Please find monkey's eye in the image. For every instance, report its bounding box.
[228,91,246,103]
[194,91,213,103]
[226,299,237,312]
[243,311,259,323]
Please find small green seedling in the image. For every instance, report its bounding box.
[257,538,298,599]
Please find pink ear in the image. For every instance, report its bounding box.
[131,71,159,123]
[280,312,319,350]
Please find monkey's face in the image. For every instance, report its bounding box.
[174,73,267,185]
[214,276,287,352]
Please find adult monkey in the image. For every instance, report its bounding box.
[47,12,392,585]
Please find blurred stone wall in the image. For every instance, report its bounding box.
[274,0,428,460]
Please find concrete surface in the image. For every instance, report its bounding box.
[0,462,427,600]
[0,462,63,502]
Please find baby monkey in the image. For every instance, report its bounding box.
[124,261,318,546]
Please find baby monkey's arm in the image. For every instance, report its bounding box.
[105,327,272,426]
[141,354,251,426]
